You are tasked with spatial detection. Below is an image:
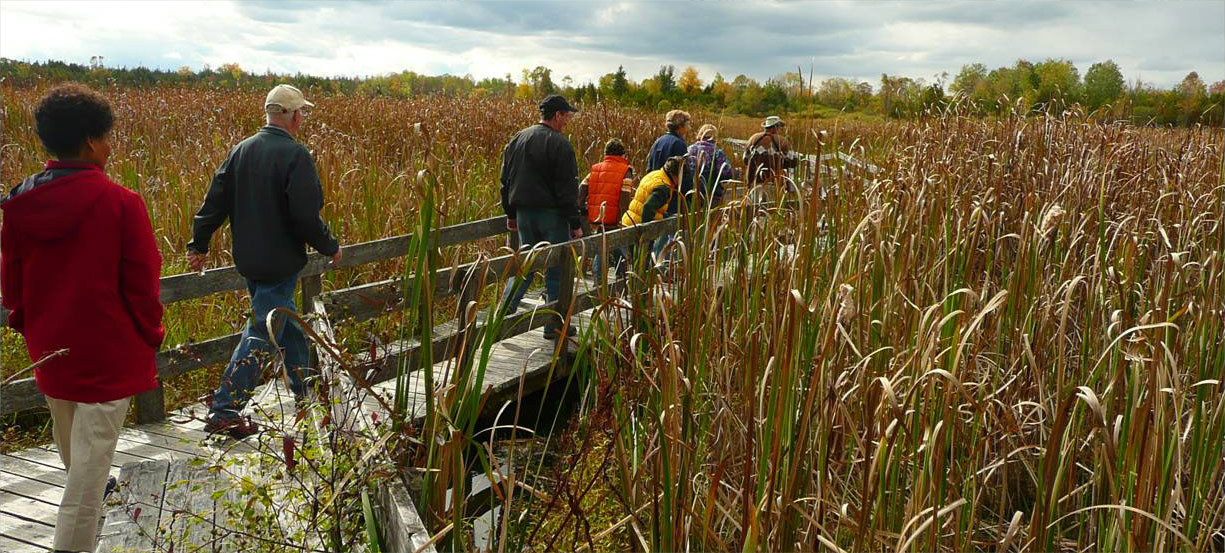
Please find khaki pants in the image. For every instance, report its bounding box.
[45,396,130,552]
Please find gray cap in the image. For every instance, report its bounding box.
[762,115,785,129]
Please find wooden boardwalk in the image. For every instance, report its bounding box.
[0,291,598,552]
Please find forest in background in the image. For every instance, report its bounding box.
[2,56,1222,126]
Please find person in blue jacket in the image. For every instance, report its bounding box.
[644,110,692,261]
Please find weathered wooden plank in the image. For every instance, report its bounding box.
[378,473,436,553]
[97,459,170,553]
[128,420,212,444]
[0,489,59,532]
[157,332,243,381]
[31,444,143,474]
[0,513,55,552]
[155,459,219,552]
[0,454,73,488]
[179,462,220,553]
[116,429,214,459]
[0,470,64,506]
[0,532,46,553]
[0,378,42,416]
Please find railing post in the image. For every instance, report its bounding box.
[554,244,576,347]
[134,384,166,424]
[507,222,519,252]
[449,266,481,368]
[301,274,323,368]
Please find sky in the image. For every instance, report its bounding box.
[1,1,1221,89]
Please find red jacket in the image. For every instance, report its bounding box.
[1,161,164,403]
[586,155,632,225]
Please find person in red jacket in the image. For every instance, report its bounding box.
[579,138,635,281]
[1,83,164,553]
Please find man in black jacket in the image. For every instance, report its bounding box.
[187,84,342,438]
[499,94,582,339]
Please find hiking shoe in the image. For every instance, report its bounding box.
[103,476,118,499]
[203,417,260,440]
[543,325,577,340]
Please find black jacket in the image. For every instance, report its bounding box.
[500,123,581,229]
[188,126,339,282]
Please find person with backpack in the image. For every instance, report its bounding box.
[744,116,799,188]
[686,124,738,209]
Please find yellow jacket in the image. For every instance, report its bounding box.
[621,169,674,227]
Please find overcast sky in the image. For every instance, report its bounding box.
[1,1,1221,89]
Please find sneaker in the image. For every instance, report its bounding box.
[543,325,577,340]
[103,476,118,499]
[203,417,260,440]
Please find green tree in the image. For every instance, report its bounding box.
[1177,71,1208,124]
[654,65,676,95]
[522,66,556,98]
[951,63,986,94]
[1083,60,1125,111]
[1033,58,1080,110]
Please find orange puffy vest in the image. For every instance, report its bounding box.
[586,155,631,225]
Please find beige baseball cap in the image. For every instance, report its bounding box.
[265,84,314,113]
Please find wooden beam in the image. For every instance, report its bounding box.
[155,216,508,305]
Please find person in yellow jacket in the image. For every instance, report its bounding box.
[622,155,684,227]
[622,156,686,265]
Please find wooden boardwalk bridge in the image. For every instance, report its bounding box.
[0,203,679,552]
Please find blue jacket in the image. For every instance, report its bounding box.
[645,131,692,214]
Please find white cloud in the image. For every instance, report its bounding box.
[0,0,1220,88]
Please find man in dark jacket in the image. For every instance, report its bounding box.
[2,83,164,553]
[499,94,582,339]
[187,84,341,438]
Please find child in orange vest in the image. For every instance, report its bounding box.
[580,139,635,281]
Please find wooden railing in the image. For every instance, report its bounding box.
[0,203,681,422]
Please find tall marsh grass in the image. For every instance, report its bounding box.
[559,115,1224,552]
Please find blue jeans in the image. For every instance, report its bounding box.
[209,273,312,422]
[590,224,628,281]
[592,247,629,281]
[500,208,571,322]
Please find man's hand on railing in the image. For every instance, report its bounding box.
[187,251,207,274]
[506,218,518,232]
[330,248,344,266]
[570,228,583,240]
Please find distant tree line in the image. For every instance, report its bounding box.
[2,57,1220,126]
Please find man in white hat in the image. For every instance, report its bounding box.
[744,115,798,188]
[187,83,342,439]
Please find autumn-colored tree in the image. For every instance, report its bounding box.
[678,66,702,95]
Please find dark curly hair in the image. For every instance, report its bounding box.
[35,83,114,158]
[604,138,626,157]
